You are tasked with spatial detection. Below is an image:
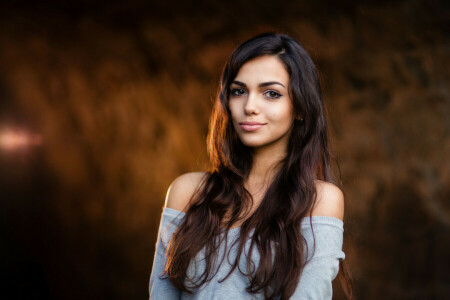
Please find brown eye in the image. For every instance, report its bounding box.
[264,90,282,99]
[231,88,246,96]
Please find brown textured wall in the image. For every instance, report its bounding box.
[0,1,448,299]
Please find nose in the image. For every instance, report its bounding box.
[244,92,259,115]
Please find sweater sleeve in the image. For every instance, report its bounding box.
[149,208,184,300]
[290,216,345,300]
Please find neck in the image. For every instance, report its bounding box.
[247,142,287,188]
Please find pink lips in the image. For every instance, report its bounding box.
[239,121,266,132]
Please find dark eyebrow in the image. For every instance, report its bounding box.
[231,80,286,88]
[259,81,285,88]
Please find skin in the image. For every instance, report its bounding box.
[225,55,296,209]
[229,55,295,153]
[228,55,295,202]
[165,55,344,221]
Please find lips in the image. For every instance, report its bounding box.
[238,121,266,132]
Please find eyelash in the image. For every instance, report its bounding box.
[230,88,282,99]
[264,90,282,99]
[230,88,246,96]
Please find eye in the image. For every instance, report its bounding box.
[230,88,246,96]
[264,90,282,99]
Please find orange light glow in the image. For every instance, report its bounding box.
[0,128,43,150]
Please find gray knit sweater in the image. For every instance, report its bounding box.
[149,207,345,299]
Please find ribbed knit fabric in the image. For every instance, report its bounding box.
[150,207,345,299]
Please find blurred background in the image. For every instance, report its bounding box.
[0,0,449,299]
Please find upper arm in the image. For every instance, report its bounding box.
[164,172,208,212]
[311,181,345,221]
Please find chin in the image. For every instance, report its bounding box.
[241,141,264,148]
[238,136,269,148]
[237,132,291,149]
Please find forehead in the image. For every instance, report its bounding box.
[233,55,289,84]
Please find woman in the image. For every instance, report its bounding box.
[150,32,352,299]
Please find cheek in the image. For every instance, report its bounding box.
[228,101,240,120]
[268,103,294,124]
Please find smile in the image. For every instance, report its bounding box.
[239,122,266,132]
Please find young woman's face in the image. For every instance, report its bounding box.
[229,55,295,151]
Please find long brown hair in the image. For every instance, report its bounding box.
[163,32,352,299]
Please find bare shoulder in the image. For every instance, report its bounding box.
[164,172,208,212]
[311,180,345,221]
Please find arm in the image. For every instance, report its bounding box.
[149,210,182,299]
[290,217,345,299]
[290,182,345,299]
[149,172,207,299]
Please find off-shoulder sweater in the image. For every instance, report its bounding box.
[149,207,345,299]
